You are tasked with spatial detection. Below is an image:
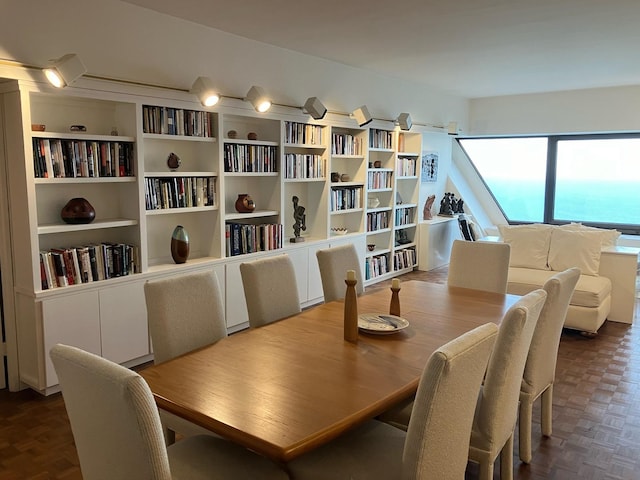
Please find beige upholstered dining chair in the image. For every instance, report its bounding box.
[519,267,580,463]
[144,269,227,444]
[316,243,364,302]
[287,323,499,480]
[240,254,301,328]
[50,344,288,480]
[468,289,547,480]
[447,239,511,294]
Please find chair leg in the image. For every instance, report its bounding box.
[164,427,176,446]
[500,434,514,480]
[541,384,553,437]
[478,459,494,480]
[518,396,533,464]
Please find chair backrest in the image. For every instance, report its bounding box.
[472,289,547,450]
[316,243,364,302]
[403,323,499,480]
[447,239,511,294]
[240,254,301,328]
[522,267,580,395]
[144,269,227,364]
[50,344,171,480]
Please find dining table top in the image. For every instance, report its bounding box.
[140,280,520,463]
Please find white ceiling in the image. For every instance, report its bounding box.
[122,0,640,99]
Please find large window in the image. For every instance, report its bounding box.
[459,134,640,234]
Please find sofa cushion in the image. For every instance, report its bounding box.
[498,224,552,270]
[548,228,603,276]
[558,223,621,248]
[507,267,611,308]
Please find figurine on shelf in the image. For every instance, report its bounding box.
[438,192,457,216]
[455,198,465,214]
[291,195,306,243]
[423,194,436,220]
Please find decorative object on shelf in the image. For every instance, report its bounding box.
[69,125,87,132]
[367,197,380,209]
[396,229,411,245]
[421,151,438,182]
[390,278,401,316]
[331,227,348,236]
[170,225,189,264]
[340,173,351,182]
[331,172,340,182]
[166,152,181,171]
[373,160,382,168]
[291,195,306,243]
[31,124,46,132]
[396,192,404,205]
[247,132,258,140]
[423,194,436,220]
[60,197,96,224]
[235,193,256,213]
[367,244,376,252]
[227,130,237,139]
[110,126,118,136]
[343,270,359,343]
[438,192,460,217]
[455,199,465,214]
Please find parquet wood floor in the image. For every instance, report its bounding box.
[1,267,639,479]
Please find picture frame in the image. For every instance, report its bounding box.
[421,152,438,183]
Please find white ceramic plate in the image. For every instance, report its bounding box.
[358,313,409,335]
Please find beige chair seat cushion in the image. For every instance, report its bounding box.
[507,267,611,308]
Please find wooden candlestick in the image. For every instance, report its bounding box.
[390,280,401,317]
[344,270,359,343]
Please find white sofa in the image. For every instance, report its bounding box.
[494,224,638,334]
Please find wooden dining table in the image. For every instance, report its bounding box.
[140,280,520,463]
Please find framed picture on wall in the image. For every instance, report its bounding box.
[421,152,438,182]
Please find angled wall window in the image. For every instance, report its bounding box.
[459,133,640,234]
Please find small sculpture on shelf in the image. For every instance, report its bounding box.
[61,197,96,224]
[455,198,465,214]
[170,225,189,264]
[438,192,458,216]
[291,196,306,243]
[423,194,436,220]
[396,229,411,245]
[235,194,256,213]
[167,152,181,171]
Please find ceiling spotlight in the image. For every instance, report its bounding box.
[43,54,87,88]
[397,113,412,131]
[351,105,372,127]
[245,86,272,113]
[191,76,220,107]
[302,97,327,120]
[447,121,459,135]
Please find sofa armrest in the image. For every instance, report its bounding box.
[599,246,639,324]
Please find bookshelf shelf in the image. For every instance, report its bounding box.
[37,218,138,234]
[225,210,279,221]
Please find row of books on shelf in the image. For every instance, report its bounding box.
[396,156,417,176]
[393,247,416,271]
[330,186,362,211]
[142,105,214,137]
[331,133,364,156]
[367,211,390,231]
[145,176,216,210]
[39,243,138,290]
[284,121,324,145]
[395,206,416,225]
[369,129,394,149]
[225,222,284,256]
[223,144,278,173]
[365,254,389,280]
[367,170,393,189]
[32,138,134,179]
[284,154,326,179]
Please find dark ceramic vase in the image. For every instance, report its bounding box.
[61,197,96,224]
[170,225,189,264]
[235,194,256,213]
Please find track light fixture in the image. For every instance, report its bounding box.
[245,86,272,113]
[351,105,372,127]
[43,54,87,88]
[447,121,459,135]
[302,97,327,120]
[397,113,412,131]
[191,76,220,107]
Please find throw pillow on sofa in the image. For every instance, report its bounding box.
[548,228,603,276]
[497,224,552,270]
[557,223,621,248]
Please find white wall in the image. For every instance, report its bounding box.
[0,0,468,130]
[469,85,640,135]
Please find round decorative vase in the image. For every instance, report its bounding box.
[170,225,189,264]
[340,173,351,182]
[247,132,258,141]
[61,197,96,224]
[227,130,237,139]
[235,194,256,213]
[167,152,181,170]
[331,172,340,182]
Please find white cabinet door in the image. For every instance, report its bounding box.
[287,247,309,303]
[100,281,149,364]
[225,259,250,330]
[307,241,329,303]
[42,291,101,388]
